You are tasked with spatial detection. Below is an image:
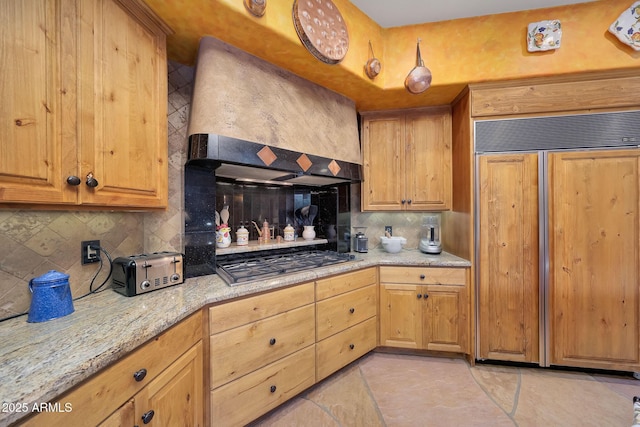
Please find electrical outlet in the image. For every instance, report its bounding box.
[81,240,100,265]
[384,226,392,236]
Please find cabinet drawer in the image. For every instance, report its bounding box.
[20,311,203,427]
[315,267,377,300]
[211,345,315,427]
[209,282,314,334]
[316,317,377,381]
[379,266,466,286]
[210,304,315,388]
[316,284,377,341]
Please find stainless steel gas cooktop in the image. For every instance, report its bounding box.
[216,250,355,285]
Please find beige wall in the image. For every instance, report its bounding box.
[0,62,192,320]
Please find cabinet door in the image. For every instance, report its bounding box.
[135,342,204,427]
[405,110,452,210]
[478,154,540,362]
[78,0,168,207]
[98,399,135,427]
[361,115,404,210]
[423,285,467,353]
[379,283,422,348]
[549,149,640,371]
[0,0,78,204]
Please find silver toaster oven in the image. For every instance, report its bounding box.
[112,252,184,297]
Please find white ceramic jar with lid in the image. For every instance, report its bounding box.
[284,224,295,241]
[236,223,249,246]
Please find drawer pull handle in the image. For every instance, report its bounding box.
[349,307,355,314]
[269,338,276,346]
[420,274,426,280]
[141,409,155,424]
[349,344,355,350]
[417,294,422,299]
[270,385,277,393]
[133,368,147,382]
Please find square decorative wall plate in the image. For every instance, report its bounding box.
[609,1,640,51]
[527,20,562,52]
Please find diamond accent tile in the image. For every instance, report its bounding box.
[257,146,277,166]
[297,154,313,172]
[328,160,341,176]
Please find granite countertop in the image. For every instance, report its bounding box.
[0,249,469,426]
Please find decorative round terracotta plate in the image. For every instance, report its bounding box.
[292,0,349,64]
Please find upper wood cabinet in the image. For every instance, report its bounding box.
[360,107,452,211]
[0,0,171,208]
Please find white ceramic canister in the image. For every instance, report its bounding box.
[235,224,249,246]
[284,224,295,241]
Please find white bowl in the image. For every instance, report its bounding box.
[380,236,407,253]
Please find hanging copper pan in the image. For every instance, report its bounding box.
[404,39,432,94]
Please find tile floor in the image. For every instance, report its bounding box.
[250,352,640,427]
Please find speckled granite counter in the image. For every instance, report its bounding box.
[0,250,469,426]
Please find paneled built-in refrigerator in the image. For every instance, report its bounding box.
[475,110,640,373]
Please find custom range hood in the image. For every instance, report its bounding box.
[187,36,362,186]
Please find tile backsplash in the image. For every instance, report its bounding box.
[349,183,441,251]
[0,61,193,320]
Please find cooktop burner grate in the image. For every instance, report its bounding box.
[216,250,355,285]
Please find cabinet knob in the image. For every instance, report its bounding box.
[419,274,426,280]
[349,344,355,350]
[133,368,147,382]
[349,307,355,314]
[424,293,429,299]
[86,173,99,188]
[141,409,155,424]
[66,176,81,186]
[417,294,422,299]
[401,199,406,204]
[270,385,277,393]
[269,338,276,346]
[407,199,412,204]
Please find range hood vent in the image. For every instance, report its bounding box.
[186,36,362,186]
[188,134,361,186]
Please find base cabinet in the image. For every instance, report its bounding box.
[133,343,203,427]
[379,267,469,353]
[211,346,316,427]
[315,268,378,381]
[208,283,316,427]
[19,311,204,427]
